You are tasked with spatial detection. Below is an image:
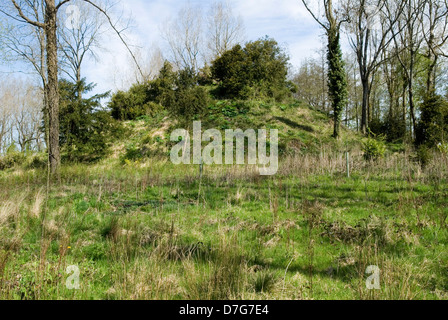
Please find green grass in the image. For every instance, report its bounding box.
[0,100,447,300]
[0,149,447,300]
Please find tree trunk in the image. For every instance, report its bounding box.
[77,67,83,100]
[361,78,369,135]
[45,0,60,174]
[426,57,437,94]
[408,78,417,139]
[43,85,49,151]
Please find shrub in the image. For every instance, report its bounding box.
[437,142,448,155]
[111,62,208,121]
[0,149,26,171]
[171,86,210,120]
[59,79,121,163]
[369,117,406,142]
[416,91,448,148]
[362,134,386,161]
[25,153,47,169]
[211,37,292,100]
[120,143,148,164]
[109,83,154,121]
[148,61,177,108]
[417,145,432,167]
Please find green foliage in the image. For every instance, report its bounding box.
[83,243,107,261]
[417,144,432,167]
[0,147,26,170]
[172,86,210,121]
[25,153,47,169]
[215,100,250,118]
[148,61,177,108]
[109,83,151,121]
[362,133,386,161]
[437,142,448,155]
[110,62,208,121]
[327,28,348,138]
[369,116,407,142]
[59,79,120,163]
[120,143,147,164]
[211,37,292,100]
[416,91,448,148]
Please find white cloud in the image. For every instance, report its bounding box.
[3,0,326,97]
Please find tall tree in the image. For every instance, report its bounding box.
[392,0,425,138]
[0,1,49,149]
[206,1,245,60]
[58,0,105,98]
[293,57,328,112]
[162,4,203,72]
[0,0,142,174]
[421,0,448,94]
[346,0,404,134]
[0,78,14,154]
[14,83,44,152]
[301,0,349,138]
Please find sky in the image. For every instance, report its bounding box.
[81,0,325,95]
[1,0,327,97]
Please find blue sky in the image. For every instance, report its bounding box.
[1,0,326,96]
[81,0,325,94]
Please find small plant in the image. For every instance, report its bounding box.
[83,243,107,261]
[0,150,26,171]
[417,145,432,167]
[362,133,386,161]
[254,270,277,293]
[120,143,147,163]
[437,142,448,155]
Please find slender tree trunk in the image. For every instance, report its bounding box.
[77,67,83,100]
[408,78,417,139]
[45,0,60,174]
[426,57,437,94]
[361,78,369,134]
[43,85,49,150]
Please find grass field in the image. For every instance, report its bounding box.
[1,101,447,300]
[1,147,447,300]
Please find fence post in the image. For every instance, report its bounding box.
[346,151,350,178]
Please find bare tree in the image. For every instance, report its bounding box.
[391,0,426,137]
[14,82,43,152]
[0,0,68,173]
[0,0,143,174]
[131,45,165,84]
[58,0,106,96]
[0,77,43,153]
[293,57,328,111]
[345,0,404,134]
[421,0,448,94]
[162,4,203,72]
[0,1,49,149]
[0,80,13,154]
[206,1,245,60]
